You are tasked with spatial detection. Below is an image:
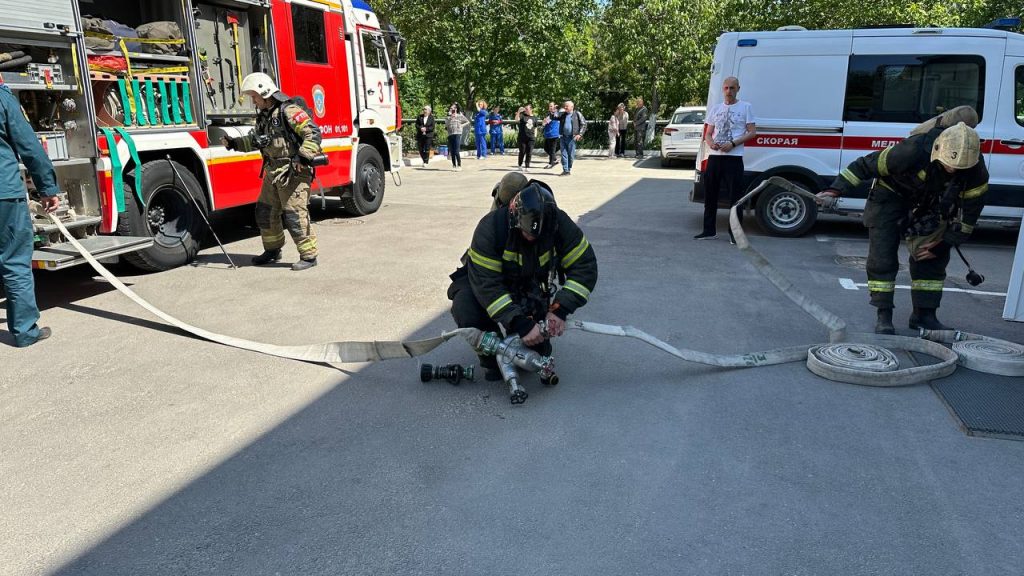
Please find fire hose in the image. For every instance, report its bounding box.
[40,175,1023,402]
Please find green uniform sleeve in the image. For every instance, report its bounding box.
[283,103,322,161]
[2,87,58,196]
[466,212,528,333]
[233,133,256,153]
[830,133,928,196]
[553,210,597,318]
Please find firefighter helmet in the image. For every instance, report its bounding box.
[931,122,981,170]
[240,72,279,99]
[491,172,529,210]
[510,182,555,238]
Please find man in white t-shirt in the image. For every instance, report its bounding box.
[695,76,756,242]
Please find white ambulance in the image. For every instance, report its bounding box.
[692,20,1024,237]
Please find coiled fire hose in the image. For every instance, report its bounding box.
[43,176,1023,383]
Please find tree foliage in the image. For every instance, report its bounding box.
[377,0,1021,118]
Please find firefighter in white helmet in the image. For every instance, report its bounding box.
[221,72,324,271]
[817,111,988,334]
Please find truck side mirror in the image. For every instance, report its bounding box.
[394,39,407,74]
[384,24,407,74]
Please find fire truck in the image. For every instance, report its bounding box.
[1,0,405,271]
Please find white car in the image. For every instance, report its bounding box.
[660,106,706,166]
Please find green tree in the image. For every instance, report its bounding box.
[377,0,599,116]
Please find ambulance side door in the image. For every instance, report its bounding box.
[987,58,1024,219]
[839,33,999,209]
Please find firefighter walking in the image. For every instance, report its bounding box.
[223,73,323,271]
[818,111,987,334]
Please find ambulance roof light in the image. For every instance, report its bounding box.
[982,17,1020,31]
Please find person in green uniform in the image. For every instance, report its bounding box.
[223,73,323,271]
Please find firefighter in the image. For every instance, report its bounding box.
[1,82,59,347]
[447,181,598,381]
[222,73,323,271]
[817,114,987,334]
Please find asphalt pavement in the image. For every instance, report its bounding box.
[2,150,1022,575]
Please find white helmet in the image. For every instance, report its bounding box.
[240,72,278,99]
[931,122,981,170]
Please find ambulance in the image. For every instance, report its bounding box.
[692,19,1024,237]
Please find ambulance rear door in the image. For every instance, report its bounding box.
[987,56,1024,220]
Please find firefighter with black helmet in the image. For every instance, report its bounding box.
[448,180,598,381]
[817,107,988,334]
[221,72,323,271]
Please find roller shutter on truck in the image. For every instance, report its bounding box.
[0,0,77,34]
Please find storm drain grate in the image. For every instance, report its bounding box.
[932,370,1024,441]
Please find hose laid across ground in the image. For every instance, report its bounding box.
[46,174,1021,384]
[46,214,482,364]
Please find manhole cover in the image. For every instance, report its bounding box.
[318,218,365,226]
[834,255,906,271]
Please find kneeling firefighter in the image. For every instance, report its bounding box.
[221,72,326,271]
[448,177,598,381]
[817,106,988,334]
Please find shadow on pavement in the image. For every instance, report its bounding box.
[47,176,1024,575]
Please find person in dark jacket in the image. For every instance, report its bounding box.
[514,104,538,172]
[448,181,598,380]
[633,98,649,158]
[0,83,60,347]
[817,110,987,334]
[415,105,436,166]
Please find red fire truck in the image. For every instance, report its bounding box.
[2,0,404,271]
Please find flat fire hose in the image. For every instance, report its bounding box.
[44,171,1023,381]
[45,213,480,363]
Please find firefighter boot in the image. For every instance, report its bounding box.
[874,308,895,335]
[252,249,282,265]
[291,258,318,271]
[909,307,951,331]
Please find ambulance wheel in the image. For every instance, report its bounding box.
[118,160,208,272]
[341,144,385,216]
[754,178,817,237]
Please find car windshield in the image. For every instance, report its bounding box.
[672,111,705,124]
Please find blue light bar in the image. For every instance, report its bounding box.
[982,17,1020,30]
[737,39,757,47]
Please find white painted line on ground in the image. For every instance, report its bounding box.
[838,278,1006,297]
[839,278,859,290]
[816,235,831,242]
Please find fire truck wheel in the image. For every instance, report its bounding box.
[118,160,209,272]
[341,144,385,216]
[754,177,817,237]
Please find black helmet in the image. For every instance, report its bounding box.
[510,182,555,237]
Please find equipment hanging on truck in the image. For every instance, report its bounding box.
[7,0,406,273]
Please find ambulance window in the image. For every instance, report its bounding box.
[292,5,327,64]
[1016,67,1023,127]
[844,55,985,123]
